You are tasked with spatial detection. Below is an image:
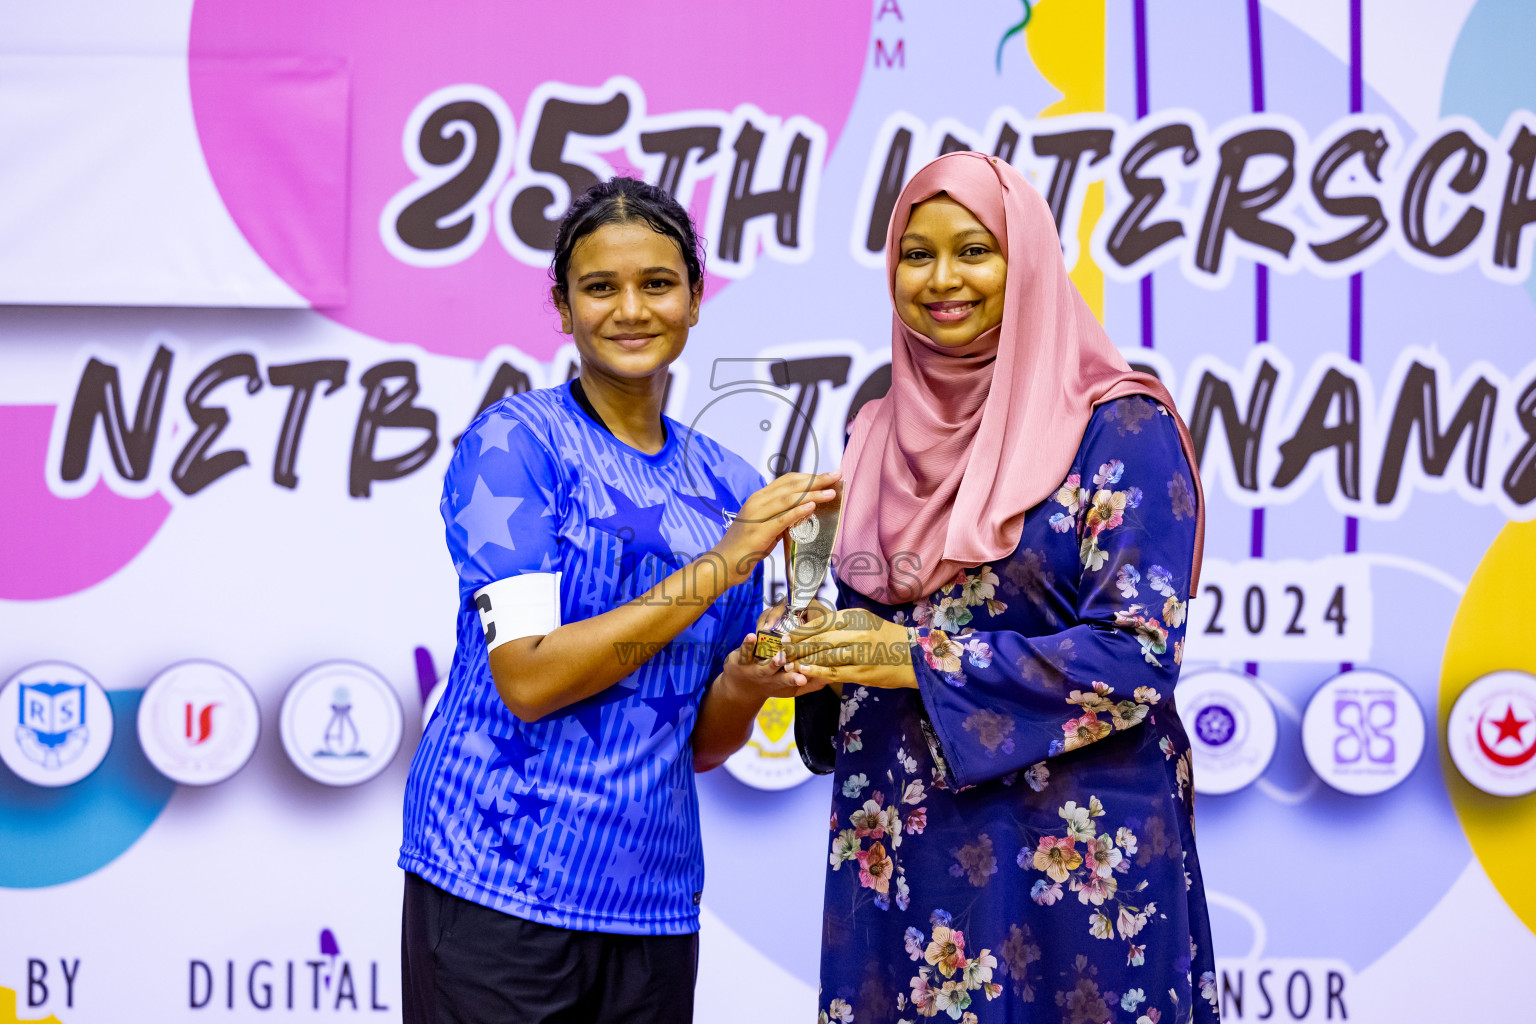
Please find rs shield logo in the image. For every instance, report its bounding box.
[17,682,88,768]
[0,663,114,787]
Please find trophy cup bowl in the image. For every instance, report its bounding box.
[753,484,843,661]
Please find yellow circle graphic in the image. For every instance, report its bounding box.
[1441,519,1536,932]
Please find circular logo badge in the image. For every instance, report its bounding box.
[1178,669,1277,796]
[279,662,403,786]
[724,696,812,791]
[788,514,821,544]
[136,661,261,786]
[1447,670,1536,797]
[0,662,114,787]
[1301,669,1425,796]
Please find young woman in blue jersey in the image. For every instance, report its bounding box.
[399,177,833,1023]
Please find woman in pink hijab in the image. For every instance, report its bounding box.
[787,151,1218,1024]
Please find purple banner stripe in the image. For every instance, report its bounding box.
[1134,0,1153,350]
[1133,0,1150,119]
[1246,0,1266,113]
[1350,0,1363,114]
[1247,0,1266,680]
[1140,275,1154,348]
[1255,265,1269,343]
[1349,272,1363,362]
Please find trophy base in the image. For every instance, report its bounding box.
[753,609,800,662]
[752,629,786,661]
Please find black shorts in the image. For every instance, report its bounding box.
[401,872,699,1024]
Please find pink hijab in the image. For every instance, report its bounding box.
[834,151,1205,605]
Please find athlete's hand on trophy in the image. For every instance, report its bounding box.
[713,471,841,585]
[720,631,827,702]
[756,597,833,635]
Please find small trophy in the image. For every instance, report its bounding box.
[753,485,843,661]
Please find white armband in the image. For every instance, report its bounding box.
[474,572,562,651]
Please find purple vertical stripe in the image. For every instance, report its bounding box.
[1348,273,1362,362]
[1246,0,1267,682]
[1349,0,1363,114]
[1255,265,1269,343]
[1140,275,1154,348]
[1344,0,1364,674]
[414,645,438,703]
[1133,0,1150,119]
[1134,0,1154,349]
[1246,0,1266,112]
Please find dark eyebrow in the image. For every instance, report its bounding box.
[575,266,681,284]
[900,228,993,246]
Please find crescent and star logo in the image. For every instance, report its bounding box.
[1475,702,1536,767]
[1448,671,1536,798]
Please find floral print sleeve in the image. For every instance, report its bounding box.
[815,398,1217,1024]
[908,398,1198,790]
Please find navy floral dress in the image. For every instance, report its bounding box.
[800,397,1218,1024]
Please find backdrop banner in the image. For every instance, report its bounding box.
[4,1,1536,1021]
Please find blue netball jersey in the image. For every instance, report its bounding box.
[400,382,764,935]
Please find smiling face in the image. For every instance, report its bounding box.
[893,194,1008,347]
[554,219,701,380]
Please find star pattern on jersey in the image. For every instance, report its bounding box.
[409,387,770,932]
[600,838,648,893]
[477,412,520,454]
[557,791,605,829]
[473,797,512,835]
[629,683,696,738]
[533,873,564,901]
[539,845,569,875]
[485,730,544,773]
[507,786,556,825]
[619,796,651,832]
[673,470,740,526]
[453,476,525,556]
[587,483,676,578]
[563,681,640,744]
[583,752,626,798]
[539,489,562,519]
[489,836,525,862]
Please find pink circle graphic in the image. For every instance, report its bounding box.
[0,406,171,600]
[189,0,872,361]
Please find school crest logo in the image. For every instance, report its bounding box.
[1179,669,1278,796]
[0,661,114,787]
[137,660,262,786]
[280,661,404,786]
[724,697,812,791]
